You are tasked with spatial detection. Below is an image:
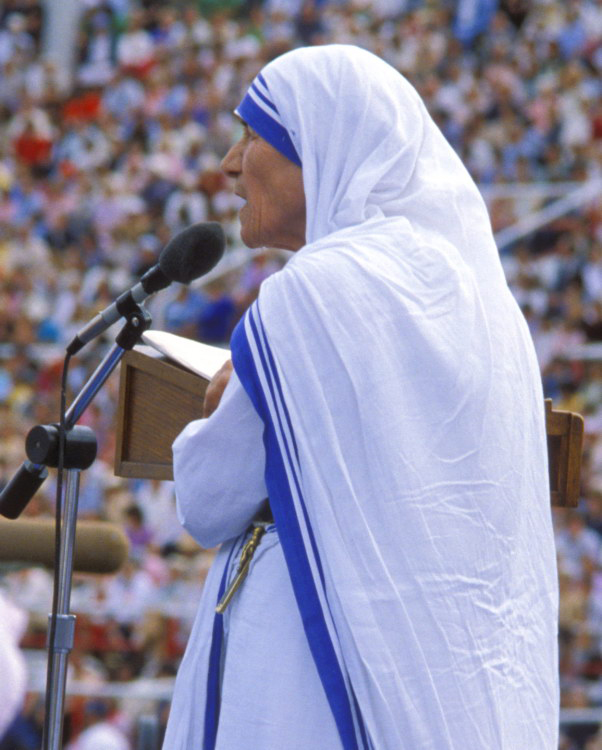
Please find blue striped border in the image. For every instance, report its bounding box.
[231,305,368,750]
[250,81,278,113]
[203,542,238,750]
[250,308,327,591]
[235,87,301,167]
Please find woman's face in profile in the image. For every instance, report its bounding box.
[221,124,306,252]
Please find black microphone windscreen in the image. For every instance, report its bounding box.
[159,222,225,284]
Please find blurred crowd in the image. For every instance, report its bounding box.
[0,0,601,747]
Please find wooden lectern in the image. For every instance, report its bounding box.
[115,349,207,481]
[545,398,584,508]
[114,350,585,507]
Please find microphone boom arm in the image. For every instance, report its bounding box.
[66,307,151,428]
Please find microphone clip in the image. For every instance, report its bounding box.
[67,297,153,356]
[115,306,152,351]
[26,424,97,471]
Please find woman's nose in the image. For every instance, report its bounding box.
[221,141,242,177]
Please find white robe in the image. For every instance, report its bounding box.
[164,373,341,749]
[164,45,559,750]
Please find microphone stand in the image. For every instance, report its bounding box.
[19,307,152,750]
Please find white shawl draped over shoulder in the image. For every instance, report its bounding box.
[231,45,558,749]
[172,45,559,750]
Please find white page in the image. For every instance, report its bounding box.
[141,330,231,380]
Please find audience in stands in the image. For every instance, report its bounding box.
[0,0,600,746]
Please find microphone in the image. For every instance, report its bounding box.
[67,222,226,355]
[0,518,129,574]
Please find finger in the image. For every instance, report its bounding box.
[202,361,233,417]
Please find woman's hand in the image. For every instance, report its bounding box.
[203,359,234,418]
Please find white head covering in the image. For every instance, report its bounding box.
[238,45,503,280]
[231,45,558,749]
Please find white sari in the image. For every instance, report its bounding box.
[164,45,559,750]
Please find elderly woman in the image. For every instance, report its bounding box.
[164,46,558,750]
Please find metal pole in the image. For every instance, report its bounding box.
[494,178,602,251]
[46,468,81,750]
[66,344,126,428]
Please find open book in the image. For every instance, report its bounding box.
[140,330,231,381]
